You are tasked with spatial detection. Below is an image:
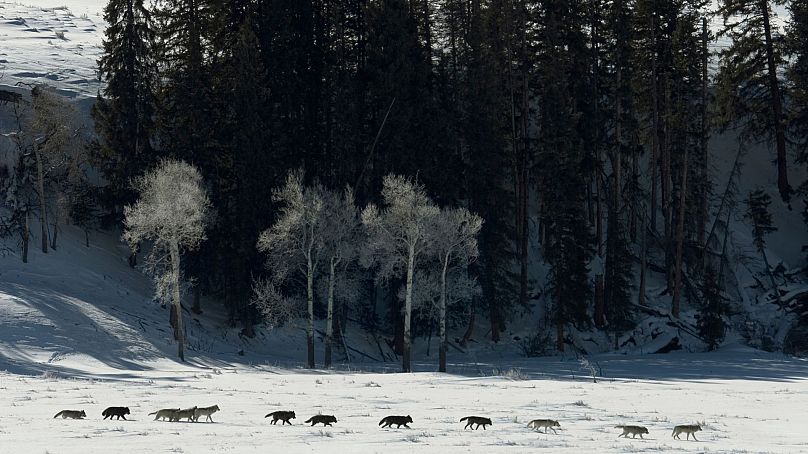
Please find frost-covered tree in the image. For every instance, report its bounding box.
[321,187,360,368]
[14,86,83,254]
[123,159,211,362]
[250,277,302,329]
[257,170,326,369]
[362,175,439,372]
[431,207,482,372]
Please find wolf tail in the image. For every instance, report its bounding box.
[460,417,469,422]
[53,411,63,418]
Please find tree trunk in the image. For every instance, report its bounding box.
[649,13,659,233]
[50,223,58,250]
[697,17,709,270]
[307,253,315,369]
[170,240,185,362]
[35,150,48,254]
[439,254,448,373]
[22,209,29,263]
[461,303,474,347]
[760,0,791,203]
[663,79,674,291]
[192,285,202,314]
[556,319,564,352]
[638,204,647,306]
[84,228,90,248]
[325,258,336,368]
[403,244,415,372]
[594,274,605,328]
[671,145,689,318]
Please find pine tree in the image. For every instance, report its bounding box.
[715,0,792,203]
[744,189,780,304]
[92,0,158,214]
[788,0,808,170]
[464,0,519,343]
[697,265,729,351]
[599,0,637,344]
[534,0,595,351]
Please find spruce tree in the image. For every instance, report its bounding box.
[744,189,780,303]
[697,265,730,351]
[715,0,792,203]
[464,0,520,343]
[92,0,158,214]
[788,0,808,168]
[599,0,637,344]
[534,0,595,351]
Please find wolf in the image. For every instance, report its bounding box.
[149,408,180,421]
[305,415,337,427]
[615,425,649,439]
[102,407,131,420]
[193,405,220,422]
[460,416,492,430]
[527,419,560,434]
[53,410,86,419]
[169,407,197,422]
[379,415,413,429]
[672,424,701,440]
[265,410,296,425]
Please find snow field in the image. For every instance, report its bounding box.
[1,364,807,453]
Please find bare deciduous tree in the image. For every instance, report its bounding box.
[257,170,326,369]
[12,85,83,254]
[320,187,360,367]
[361,175,439,373]
[123,159,211,362]
[431,207,482,372]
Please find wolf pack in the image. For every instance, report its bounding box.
[52,406,704,440]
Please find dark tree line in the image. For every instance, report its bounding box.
[91,0,808,356]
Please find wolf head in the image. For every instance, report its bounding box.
[641,427,649,434]
[212,405,220,412]
[80,410,87,417]
[552,420,560,427]
[290,411,296,419]
[123,407,131,415]
[328,415,337,423]
[406,415,413,423]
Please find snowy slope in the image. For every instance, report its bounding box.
[0,0,105,99]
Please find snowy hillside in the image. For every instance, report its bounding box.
[0,0,105,99]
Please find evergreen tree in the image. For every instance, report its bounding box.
[92,0,158,215]
[534,0,595,350]
[788,0,808,177]
[744,189,780,303]
[599,0,637,343]
[715,0,792,203]
[464,0,520,343]
[696,265,729,351]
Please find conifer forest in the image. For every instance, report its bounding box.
[2,0,808,372]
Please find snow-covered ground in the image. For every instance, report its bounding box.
[1,225,807,453]
[0,0,105,98]
[1,350,807,453]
